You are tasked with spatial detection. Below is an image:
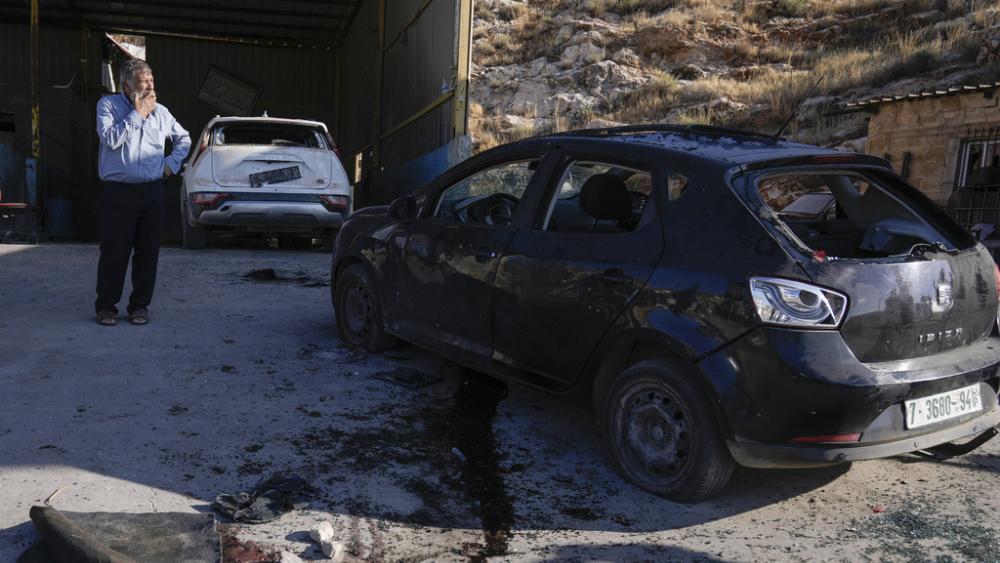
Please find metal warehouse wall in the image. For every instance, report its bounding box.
[339,0,472,206]
[147,37,338,144]
[0,23,92,236]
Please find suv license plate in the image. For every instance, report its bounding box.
[905,384,982,430]
[250,165,301,187]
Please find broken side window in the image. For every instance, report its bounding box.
[541,161,658,233]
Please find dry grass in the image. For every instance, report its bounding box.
[470,0,1000,144]
[585,0,676,18]
[609,25,974,131]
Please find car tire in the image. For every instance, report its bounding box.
[181,201,207,250]
[334,264,396,352]
[602,359,735,502]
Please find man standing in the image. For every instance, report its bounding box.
[94,58,190,326]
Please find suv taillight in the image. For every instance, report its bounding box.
[994,264,1000,333]
[191,192,228,211]
[320,195,350,212]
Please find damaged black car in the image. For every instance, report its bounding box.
[330,125,1000,501]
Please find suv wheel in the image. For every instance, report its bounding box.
[334,264,396,352]
[181,201,206,250]
[603,359,735,501]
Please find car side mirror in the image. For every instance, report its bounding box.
[389,196,418,222]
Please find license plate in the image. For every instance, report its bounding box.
[905,384,982,429]
[249,165,301,187]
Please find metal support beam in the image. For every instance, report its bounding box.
[370,0,385,170]
[380,90,454,141]
[453,0,473,138]
[30,0,39,159]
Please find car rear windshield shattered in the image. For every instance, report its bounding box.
[214,124,327,149]
[755,170,968,259]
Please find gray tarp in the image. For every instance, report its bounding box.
[18,506,219,563]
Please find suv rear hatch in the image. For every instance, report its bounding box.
[211,123,335,190]
[740,163,997,363]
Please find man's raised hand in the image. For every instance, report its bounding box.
[133,90,156,119]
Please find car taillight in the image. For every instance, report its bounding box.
[790,434,861,444]
[994,264,1000,333]
[191,192,228,209]
[749,277,848,329]
[191,132,210,166]
[994,264,1000,299]
[320,195,350,212]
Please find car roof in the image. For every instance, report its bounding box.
[206,116,329,132]
[530,125,876,167]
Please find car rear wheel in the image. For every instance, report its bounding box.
[603,359,735,501]
[181,201,207,250]
[334,264,396,352]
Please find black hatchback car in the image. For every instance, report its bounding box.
[330,125,1000,500]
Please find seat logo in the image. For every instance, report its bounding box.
[934,282,953,311]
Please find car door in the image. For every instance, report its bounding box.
[388,148,554,368]
[491,148,667,387]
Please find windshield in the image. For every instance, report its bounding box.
[213,124,328,149]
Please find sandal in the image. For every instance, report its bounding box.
[129,309,149,325]
[96,311,117,326]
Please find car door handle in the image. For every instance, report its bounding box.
[475,247,498,262]
[602,268,632,284]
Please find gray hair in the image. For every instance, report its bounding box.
[119,58,152,89]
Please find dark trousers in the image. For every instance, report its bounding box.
[95,180,165,315]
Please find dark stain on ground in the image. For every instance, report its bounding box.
[561,506,601,521]
[238,460,268,476]
[283,367,515,558]
[243,268,328,287]
[448,371,514,561]
[219,525,279,563]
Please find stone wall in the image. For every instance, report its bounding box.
[866,92,1000,205]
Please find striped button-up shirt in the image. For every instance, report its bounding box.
[96,92,191,183]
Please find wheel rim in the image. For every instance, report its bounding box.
[342,279,374,343]
[614,381,693,487]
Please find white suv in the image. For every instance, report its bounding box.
[180,116,351,249]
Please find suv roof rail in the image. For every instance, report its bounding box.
[544,124,782,144]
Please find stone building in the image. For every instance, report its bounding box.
[843,81,1000,208]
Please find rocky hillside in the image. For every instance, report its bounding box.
[469,0,1000,151]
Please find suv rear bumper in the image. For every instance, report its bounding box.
[193,200,344,231]
[728,406,1000,468]
[189,194,346,232]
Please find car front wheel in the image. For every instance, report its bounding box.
[603,359,735,501]
[334,264,396,352]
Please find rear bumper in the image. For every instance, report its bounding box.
[697,328,1000,465]
[193,201,344,231]
[728,406,1000,468]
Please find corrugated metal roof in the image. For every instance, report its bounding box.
[0,0,363,48]
[844,81,1000,110]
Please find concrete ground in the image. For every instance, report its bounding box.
[1,242,999,563]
